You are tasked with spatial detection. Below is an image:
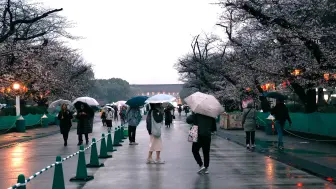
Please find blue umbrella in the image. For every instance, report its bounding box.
[126,96,149,107]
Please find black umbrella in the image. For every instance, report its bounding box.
[263,92,288,100]
[74,101,94,117]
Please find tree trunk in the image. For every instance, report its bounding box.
[317,87,326,106]
[291,82,317,113]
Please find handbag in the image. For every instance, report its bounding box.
[188,125,198,142]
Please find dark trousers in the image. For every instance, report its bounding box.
[128,126,137,142]
[62,132,69,143]
[78,133,89,142]
[192,136,211,168]
[245,131,255,145]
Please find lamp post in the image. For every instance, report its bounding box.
[12,83,21,116]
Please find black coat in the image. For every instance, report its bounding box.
[58,110,73,134]
[164,109,172,125]
[186,113,216,138]
[76,110,94,134]
[271,103,292,125]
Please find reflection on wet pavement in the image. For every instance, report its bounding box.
[0,116,334,189]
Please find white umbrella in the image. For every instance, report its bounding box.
[184,92,224,118]
[72,97,99,106]
[145,94,176,103]
[116,101,127,107]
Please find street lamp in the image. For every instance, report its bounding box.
[12,83,21,116]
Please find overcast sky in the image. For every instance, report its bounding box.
[39,0,222,84]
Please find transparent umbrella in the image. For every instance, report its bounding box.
[72,97,99,106]
[48,99,71,114]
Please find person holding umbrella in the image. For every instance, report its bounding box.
[185,92,224,174]
[126,106,142,145]
[271,98,292,150]
[146,103,165,164]
[58,104,73,146]
[75,102,94,146]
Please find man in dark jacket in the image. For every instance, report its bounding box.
[271,99,292,149]
[186,112,216,174]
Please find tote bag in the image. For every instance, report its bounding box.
[188,125,198,142]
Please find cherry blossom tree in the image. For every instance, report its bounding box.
[0,0,92,105]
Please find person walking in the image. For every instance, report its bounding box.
[105,108,114,131]
[146,103,165,164]
[184,105,190,116]
[126,107,142,145]
[120,106,127,126]
[242,102,257,149]
[76,104,94,146]
[100,109,106,126]
[113,105,119,122]
[58,104,73,146]
[178,106,182,116]
[271,99,292,150]
[186,112,215,174]
[164,107,172,128]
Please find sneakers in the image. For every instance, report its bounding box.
[146,159,165,164]
[251,144,256,149]
[146,159,155,164]
[197,166,206,174]
[155,159,165,164]
[197,166,209,174]
[246,144,250,149]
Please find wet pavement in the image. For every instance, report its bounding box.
[217,128,336,181]
[0,115,334,189]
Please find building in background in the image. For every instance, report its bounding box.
[131,84,183,104]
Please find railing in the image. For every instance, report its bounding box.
[8,125,127,189]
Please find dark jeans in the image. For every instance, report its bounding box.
[245,131,255,145]
[192,136,211,168]
[78,133,89,142]
[128,126,137,142]
[62,132,69,143]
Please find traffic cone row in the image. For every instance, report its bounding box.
[15,126,126,189]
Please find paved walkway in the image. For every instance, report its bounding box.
[0,114,103,149]
[83,116,332,189]
[0,115,333,189]
[217,127,336,180]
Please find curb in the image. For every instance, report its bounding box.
[216,131,336,185]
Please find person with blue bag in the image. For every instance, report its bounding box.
[126,107,142,145]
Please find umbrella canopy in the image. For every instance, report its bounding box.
[162,101,177,108]
[48,99,71,114]
[72,97,99,106]
[116,101,127,107]
[184,92,224,118]
[74,101,94,116]
[263,92,288,100]
[126,96,149,107]
[145,94,176,104]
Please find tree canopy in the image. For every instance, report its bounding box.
[176,0,336,113]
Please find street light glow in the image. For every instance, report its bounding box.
[13,83,20,90]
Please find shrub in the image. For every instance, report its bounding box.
[0,106,48,116]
